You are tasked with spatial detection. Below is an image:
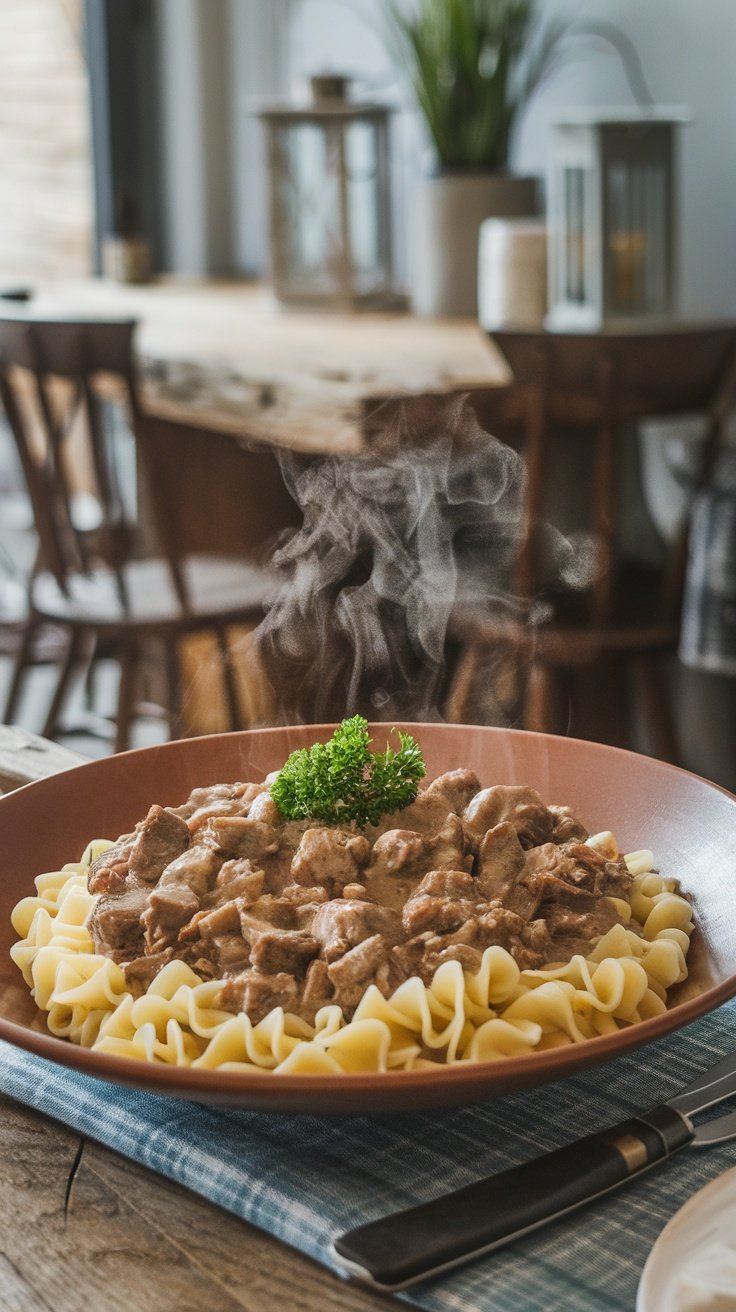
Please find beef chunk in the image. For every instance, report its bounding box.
[279,882,330,905]
[188,955,217,980]
[87,887,148,959]
[175,782,255,830]
[342,882,369,900]
[249,929,319,976]
[240,910,289,945]
[301,959,335,1020]
[601,857,634,900]
[544,902,619,944]
[142,884,200,951]
[502,841,630,954]
[463,785,553,849]
[390,933,434,981]
[538,842,602,890]
[368,815,466,882]
[123,948,175,987]
[212,859,265,904]
[247,791,282,825]
[426,942,484,974]
[212,934,251,973]
[201,816,278,859]
[476,822,526,899]
[128,806,190,884]
[465,906,526,948]
[368,829,426,877]
[421,905,544,974]
[271,883,330,930]
[402,893,479,938]
[158,846,220,898]
[311,899,401,962]
[290,828,370,893]
[243,897,298,932]
[376,790,453,838]
[427,814,468,870]
[425,769,482,814]
[175,782,252,815]
[520,841,632,904]
[548,804,588,843]
[179,898,242,942]
[523,917,552,957]
[87,840,133,895]
[220,969,299,1023]
[326,934,387,1014]
[413,869,478,900]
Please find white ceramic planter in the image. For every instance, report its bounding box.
[409,172,538,318]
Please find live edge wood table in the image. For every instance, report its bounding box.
[0,728,388,1312]
[26,278,509,456]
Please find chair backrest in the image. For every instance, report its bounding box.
[0,314,166,608]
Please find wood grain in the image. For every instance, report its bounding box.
[0,726,83,795]
[0,1095,390,1312]
[26,279,509,454]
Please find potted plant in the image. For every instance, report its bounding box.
[384,0,563,316]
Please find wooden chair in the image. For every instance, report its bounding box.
[0,315,294,751]
[445,323,736,761]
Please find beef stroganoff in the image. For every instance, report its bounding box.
[10,724,694,1074]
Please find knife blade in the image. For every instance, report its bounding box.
[333,1051,736,1291]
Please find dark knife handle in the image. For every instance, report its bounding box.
[333,1105,692,1291]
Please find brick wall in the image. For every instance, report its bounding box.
[0,0,92,283]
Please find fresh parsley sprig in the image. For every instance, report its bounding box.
[270,716,426,827]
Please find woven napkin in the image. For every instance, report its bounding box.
[2,1000,736,1312]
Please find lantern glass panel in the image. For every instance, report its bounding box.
[605,159,667,316]
[345,120,383,288]
[275,122,342,297]
[563,165,589,304]
[262,96,395,308]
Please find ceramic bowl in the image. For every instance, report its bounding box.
[1,723,735,1114]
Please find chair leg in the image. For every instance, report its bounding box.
[42,629,83,739]
[115,641,139,754]
[445,642,481,723]
[523,661,558,734]
[81,632,100,711]
[164,636,183,740]
[2,619,38,724]
[214,624,244,731]
[633,655,680,765]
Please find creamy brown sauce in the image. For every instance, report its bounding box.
[86,771,635,1025]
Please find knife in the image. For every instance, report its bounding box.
[333,1051,736,1291]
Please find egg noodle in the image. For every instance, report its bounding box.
[10,834,693,1073]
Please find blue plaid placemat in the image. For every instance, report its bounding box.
[2,1002,736,1312]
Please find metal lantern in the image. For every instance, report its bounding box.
[259,76,396,309]
[546,109,689,330]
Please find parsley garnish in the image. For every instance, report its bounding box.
[270,716,426,827]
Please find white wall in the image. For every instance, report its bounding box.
[228,0,295,275]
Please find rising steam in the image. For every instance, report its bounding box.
[254,395,595,724]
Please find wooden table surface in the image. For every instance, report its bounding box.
[0,727,389,1312]
[24,277,509,454]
